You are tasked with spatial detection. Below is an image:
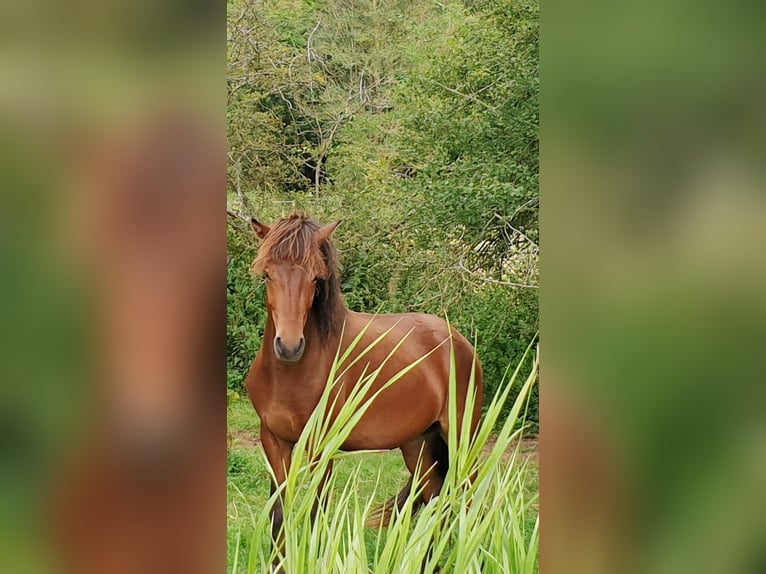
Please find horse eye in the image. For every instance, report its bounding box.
[262,272,270,281]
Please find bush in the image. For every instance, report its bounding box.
[227,223,265,390]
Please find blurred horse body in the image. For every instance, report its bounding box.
[53,110,224,574]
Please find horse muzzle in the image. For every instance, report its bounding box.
[274,335,305,362]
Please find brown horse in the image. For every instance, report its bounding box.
[244,212,483,542]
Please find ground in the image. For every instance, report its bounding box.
[229,428,539,467]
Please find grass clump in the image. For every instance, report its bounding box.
[228,333,539,574]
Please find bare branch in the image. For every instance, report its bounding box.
[493,212,538,252]
[431,80,496,111]
[227,209,251,230]
[307,20,321,64]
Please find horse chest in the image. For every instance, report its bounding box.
[256,383,322,443]
[263,407,309,443]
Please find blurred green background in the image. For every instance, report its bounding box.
[544,1,766,573]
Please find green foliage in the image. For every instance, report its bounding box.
[396,0,539,267]
[227,450,252,476]
[227,0,539,426]
[227,222,265,390]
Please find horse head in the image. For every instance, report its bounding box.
[251,213,341,362]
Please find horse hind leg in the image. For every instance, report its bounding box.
[382,431,450,573]
[366,429,450,530]
[403,431,448,504]
[418,431,450,574]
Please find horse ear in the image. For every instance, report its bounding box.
[250,218,271,239]
[316,220,341,243]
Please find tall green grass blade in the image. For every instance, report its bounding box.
[230,334,540,574]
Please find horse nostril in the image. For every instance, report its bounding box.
[274,336,304,360]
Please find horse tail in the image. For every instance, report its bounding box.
[430,431,450,483]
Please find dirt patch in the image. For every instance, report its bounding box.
[230,429,261,449]
[484,437,538,466]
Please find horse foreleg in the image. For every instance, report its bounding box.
[261,426,293,573]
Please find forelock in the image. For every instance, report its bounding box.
[251,212,329,277]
